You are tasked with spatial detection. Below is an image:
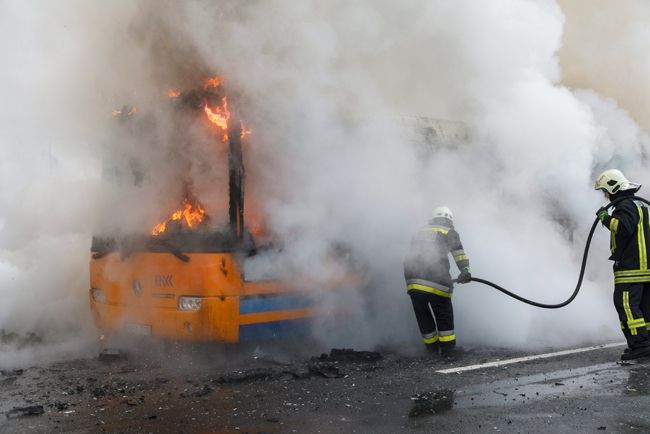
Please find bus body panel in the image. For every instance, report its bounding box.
[89,251,342,342]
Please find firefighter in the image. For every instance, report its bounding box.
[404,206,471,356]
[595,169,650,360]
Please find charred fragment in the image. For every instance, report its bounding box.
[315,348,383,363]
[307,362,345,378]
[6,405,45,419]
[408,390,454,418]
[98,348,128,363]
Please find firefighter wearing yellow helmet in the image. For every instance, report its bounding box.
[594,169,650,361]
[403,206,471,357]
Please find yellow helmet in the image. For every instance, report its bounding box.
[594,169,641,195]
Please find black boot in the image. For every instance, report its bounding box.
[425,342,440,355]
[621,346,650,361]
[440,341,459,358]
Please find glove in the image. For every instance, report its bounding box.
[596,206,609,222]
[457,268,471,284]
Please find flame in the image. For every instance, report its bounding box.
[112,107,136,117]
[204,97,230,141]
[203,76,223,90]
[151,221,168,236]
[240,121,252,139]
[168,88,181,98]
[151,198,207,236]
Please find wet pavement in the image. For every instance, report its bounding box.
[1,340,650,433]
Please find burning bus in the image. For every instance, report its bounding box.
[89,78,361,343]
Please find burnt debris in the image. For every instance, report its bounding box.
[408,390,455,418]
[313,348,383,363]
[98,348,128,363]
[6,405,45,419]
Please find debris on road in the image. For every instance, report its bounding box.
[193,385,213,397]
[52,401,70,411]
[1,368,24,377]
[1,377,18,386]
[98,348,127,363]
[0,343,640,432]
[212,349,384,384]
[214,368,277,384]
[408,391,454,418]
[308,362,345,378]
[314,348,383,363]
[6,405,45,419]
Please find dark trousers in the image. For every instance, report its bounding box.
[409,290,455,346]
[614,282,650,349]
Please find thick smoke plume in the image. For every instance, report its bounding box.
[1,0,649,365]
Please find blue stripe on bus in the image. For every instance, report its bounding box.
[239,293,314,314]
[239,317,312,341]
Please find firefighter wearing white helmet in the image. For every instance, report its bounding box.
[403,206,471,357]
[433,206,453,220]
[594,169,650,361]
[594,169,641,196]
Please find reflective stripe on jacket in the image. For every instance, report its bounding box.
[403,218,469,294]
[601,197,650,284]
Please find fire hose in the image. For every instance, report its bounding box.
[454,195,650,309]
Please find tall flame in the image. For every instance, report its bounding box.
[151,198,206,236]
[145,77,254,238]
[204,96,230,141]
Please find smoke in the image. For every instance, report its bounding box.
[559,0,650,133]
[1,0,649,365]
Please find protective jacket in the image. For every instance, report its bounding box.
[601,192,650,284]
[403,218,469,297]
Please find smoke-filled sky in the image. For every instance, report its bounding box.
[1,0,650,364]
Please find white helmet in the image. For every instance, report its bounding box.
[594,169,641,195]
[433,206,453,221]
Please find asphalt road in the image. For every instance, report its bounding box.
[1,340,649,433]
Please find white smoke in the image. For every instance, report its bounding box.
[1,0,649,365]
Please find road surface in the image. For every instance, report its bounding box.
[1,340,648,433]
